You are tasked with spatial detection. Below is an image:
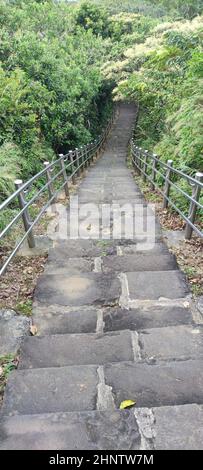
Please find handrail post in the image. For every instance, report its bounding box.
[163,159,173,209]
[132,143,137,170]
[75,148,81,177]
[84,145,88,168]
[59,154,69,197]
[90,142,94,162]
[134,146,138,169]
[80,146,84,171]
[185,172,203,240]
[85,144,90,168]
[69,151,76,184]
[138,148,142,174]
[150,154,157,191]
[94,140,98,159]
[143,150,148,182]
[15,179,35,249]
[44,162,56,203]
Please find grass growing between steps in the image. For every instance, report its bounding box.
[0,355,19,407]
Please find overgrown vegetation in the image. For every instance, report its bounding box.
[0,354,18,404]
[0,1,202,310]
[0,0,113,199]
[0,0,203,219]
[0,0,202,211]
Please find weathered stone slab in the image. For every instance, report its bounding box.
[139,325,203,361]
[2,365,98,415]
[0,410,141,450]
[119,242,169,255]
[103,305,193,331]
[127,270,189,300]
[102,254,178,273]
[48,240,117,260]
[0,310,30,356]
[19,331,134,369]
[104,360,203,408]
[33,304,98,335]
[44,257,94,275]
[153,404,203,450]
[34,273,121,306]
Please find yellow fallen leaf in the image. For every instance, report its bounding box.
[119,399,136,410]
[30,324,38,336]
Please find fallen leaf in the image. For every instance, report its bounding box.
[119,399,136,410]
[30,324,38,336]
[0,366,4,377]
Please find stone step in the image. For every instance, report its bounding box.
[32,304,99,335]
[139,325,203,361]
[32,303,193,336]
[2,360,203,416]
[47,239,166,263]
[126,270,189,301]
[44,253,178,275]
[103,305,193,332]
[102,253,178,273]
[34,272,121,307]
[20,325,203,370]
[0,409,141,451]
[19,331,135,369]
[2,365,99,415]
[118,242,169,255]
[105,359,203,408]
[43,257,94,275]
[48,240,118,260]
[1,404,202,450]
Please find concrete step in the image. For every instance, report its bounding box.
[2,360,203,416]
[34,272,121,307]
[126,270,189,301]
[1,404,202,450]
[19,331,135,369]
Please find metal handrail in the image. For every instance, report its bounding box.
[132,142,203,188]
[0,111,115,276]
[130,140,203,240]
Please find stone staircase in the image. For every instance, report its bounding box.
[0,103,203,450]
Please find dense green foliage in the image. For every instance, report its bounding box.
[110,15,203,173]
[0,0,203,209]
[0,0,112,198]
